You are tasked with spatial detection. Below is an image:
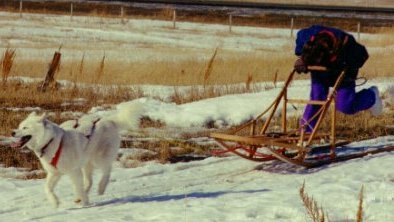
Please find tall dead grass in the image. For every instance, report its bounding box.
[354,28,394,78]
[356,185,364,222]
[245,73,253,91]
[11,50,295,86]
[0,81,143,126]
[12,27,393,86]
[1,48,16,86]
[95,53,106,84]
[8,36,393,86]
[203,47,218,87]
[299,182,327,222]
[300,182,365,222]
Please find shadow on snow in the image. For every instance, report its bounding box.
[88,189,270,208]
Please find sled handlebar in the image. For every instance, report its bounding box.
[307,66,327,72]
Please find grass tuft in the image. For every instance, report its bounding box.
[356,185,364,222]
[299,181,327,222]
[203,47,218,88]
[95,53,106,84]
[1,48,16,86]
[245,73,253,92]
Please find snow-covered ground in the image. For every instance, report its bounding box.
[0,10,394,222]
[1,138,394,221]
[0,78,393,221]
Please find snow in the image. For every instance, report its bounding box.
[1,80,393,222]
[131,78,394,128]
[2,149,394,221]
[1,11,394,222]
[0,11,291,63]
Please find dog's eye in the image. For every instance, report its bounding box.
[22,127,28,130]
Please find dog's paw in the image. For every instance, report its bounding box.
[74,198,89,207]
[48,195,59,208]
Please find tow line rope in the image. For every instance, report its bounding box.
[356,77,368,87]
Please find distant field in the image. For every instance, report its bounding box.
[215,0,393,7]
[0,11,392,87]
[80,0,394,8]
[2,0,394,32]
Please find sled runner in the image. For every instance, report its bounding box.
[210,67,394,168]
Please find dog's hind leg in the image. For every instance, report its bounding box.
[69,169,89,206]
[98,165,112,195]
[82,162,94,194]
[45,172,61,208]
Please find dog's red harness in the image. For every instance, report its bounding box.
[50,139,63,169]
[39,136,64,169]
[72,119,80,129]
[72,118,101,139]
[50,118,100,169]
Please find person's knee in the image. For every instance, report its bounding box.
[336,101,357,114]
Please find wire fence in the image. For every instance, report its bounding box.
[0,0,392,34]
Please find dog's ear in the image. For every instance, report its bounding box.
[28,112,38,117]
[38,113,48,121]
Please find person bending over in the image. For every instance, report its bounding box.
[294,25,382,132]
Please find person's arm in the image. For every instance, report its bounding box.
[295,29,309,56]
[294,29,310,73]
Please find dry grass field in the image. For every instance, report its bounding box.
[225,0,394,7]
[0,11,392,86]
[0,1,392,87]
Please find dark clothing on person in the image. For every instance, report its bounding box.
[294,25,375,132]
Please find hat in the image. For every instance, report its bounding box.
[302,32,336,66]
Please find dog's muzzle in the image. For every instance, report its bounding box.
[11,135,32,148]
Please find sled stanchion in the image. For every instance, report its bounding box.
[330,98,336,158]
[282,87,287,133]
[306,71,345,147]
[250,119,257,135]
[299,126,305,147]
[260,69,296,134]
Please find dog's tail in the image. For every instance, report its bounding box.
[104,101,144,131]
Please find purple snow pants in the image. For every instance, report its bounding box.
[301,70,375,133]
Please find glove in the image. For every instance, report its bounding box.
[294,58,308,74]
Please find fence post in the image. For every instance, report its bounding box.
[357,22,361,41]
[172,10,176,29]
[290,17,294,38]
[121,6,124,24]
[19,0,23,18]
[229,14,232,33]
[39,51,61,92]
[70,3,73,21]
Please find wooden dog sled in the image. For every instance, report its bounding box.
[210,67,394,168]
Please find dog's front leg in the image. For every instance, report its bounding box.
[45,172,61,208]
[69,169,89,206]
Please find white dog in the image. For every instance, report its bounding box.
[60,104,141,197]
[12,102,142,207]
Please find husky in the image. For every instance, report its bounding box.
[12,112,90,207]
[11,102,142,207]
[60,103,142,197]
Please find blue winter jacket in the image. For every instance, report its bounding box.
[295,25,368,73]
